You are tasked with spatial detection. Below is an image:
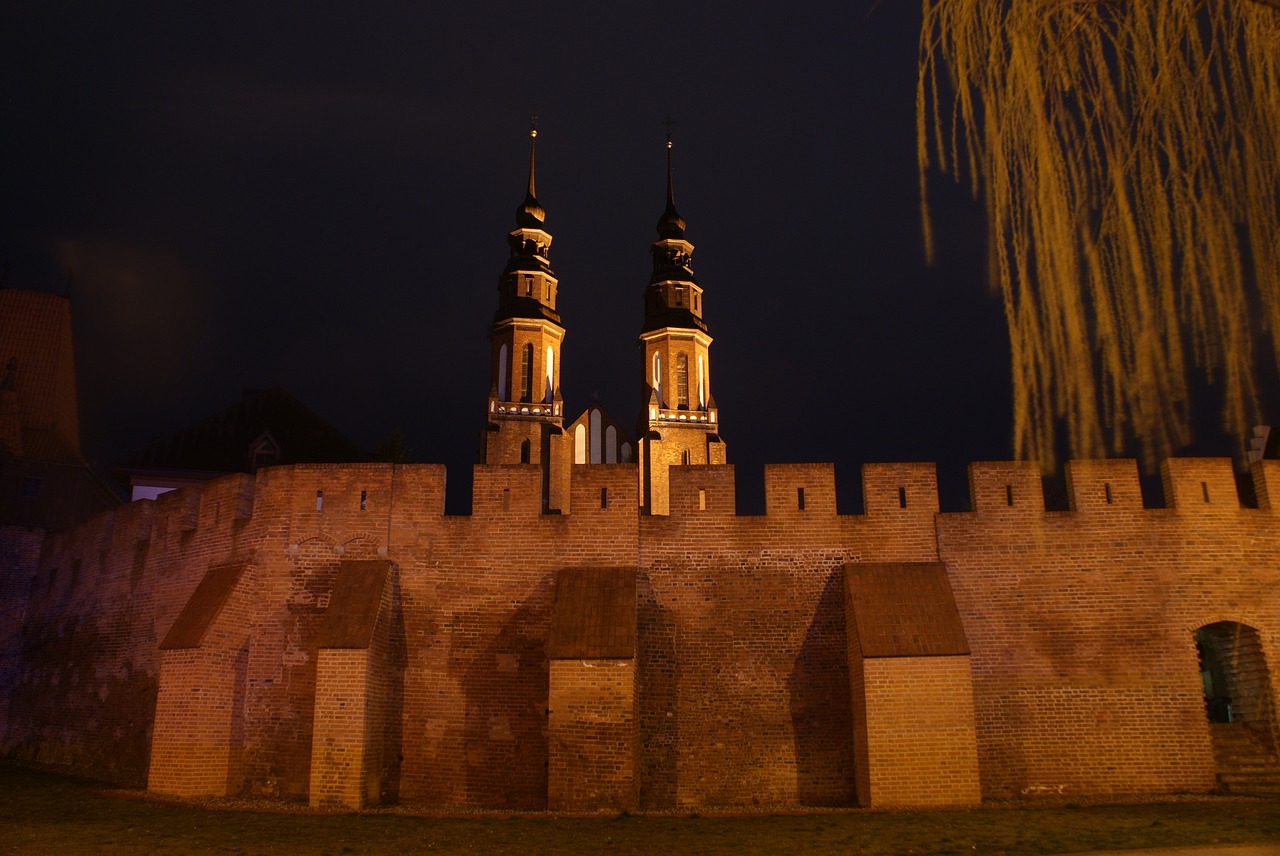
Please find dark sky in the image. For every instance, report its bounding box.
[5,1,1016,512]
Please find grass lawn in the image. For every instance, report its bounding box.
[1,763,1278,855]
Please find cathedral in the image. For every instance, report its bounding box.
[479,126,724,516]
[1,129,1279,812]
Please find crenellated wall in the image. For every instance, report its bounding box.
[3,458,1278,809]
[939,458,1280,798]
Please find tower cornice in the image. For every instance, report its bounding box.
[637,328,713,348]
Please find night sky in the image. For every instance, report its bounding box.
[5,2,1019,512]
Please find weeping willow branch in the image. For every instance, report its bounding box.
[918,0,1280,471]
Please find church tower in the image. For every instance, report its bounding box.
[481,122,570,512]
[637,136,726,514]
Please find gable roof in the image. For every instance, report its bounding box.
[547,567,636,659]
[115,386,367,475]
[845,562,970,658]
[317,560,392,649]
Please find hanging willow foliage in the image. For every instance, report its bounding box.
[918,0,1280,471]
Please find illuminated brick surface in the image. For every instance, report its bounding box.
[2,458,1278,811]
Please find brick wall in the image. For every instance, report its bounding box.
[4,458,1279,809]
[0,524,43,745]
[937,458,1280,798]
[2,472,255,785]
[309,649,373,808]
[150,646,249,796]
[548,660,637,810]
[858,657,982,807]
[308,561,402,809]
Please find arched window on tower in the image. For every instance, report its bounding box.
[521,343,533,402]
[697,355,706,408]
[574,424,587,464]
[676,353,689,408]
[520,439,531,464]
[545,346,554,403]
[652,352,663,408]
[498,344,509,401]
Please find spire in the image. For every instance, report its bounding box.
[635,126,724,514]
[656,130,686,239]
[643,129,704,335]
[516,114,545,229]
[527,115,537,199]
[496,117,559,324]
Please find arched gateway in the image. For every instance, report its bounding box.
[1195,621,1280,795]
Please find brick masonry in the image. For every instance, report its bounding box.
[548,659,637,811]
[2,457,1278,810]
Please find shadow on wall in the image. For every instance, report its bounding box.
[788,569,856,807]
[251,543,339,798]
[5,598,157,787]
[225,643,249,795]
[460,574,553,809]
[381,571,408,804]
[637,571,679,807]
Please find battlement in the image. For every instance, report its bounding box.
[44,458,1280,553]
[568,463,638,516]
[764,463,837,517]
[472,465,544,517]
[1160,457,1241,512]
[1255,460,1280,510]
[966,460,1045,513]
[668,464,736,516]
[862,462,940,517]
[1065,459,1143,512]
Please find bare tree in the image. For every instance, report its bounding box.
[919,0,1280,470]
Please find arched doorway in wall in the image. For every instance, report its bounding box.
[1195,621,1280,793]
[1197,628,1233,723]
[1195,622,1275,730]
